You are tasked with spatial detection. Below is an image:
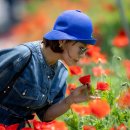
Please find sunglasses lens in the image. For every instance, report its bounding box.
[80,47,86,54]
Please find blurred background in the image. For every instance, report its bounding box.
[0,0,130,60]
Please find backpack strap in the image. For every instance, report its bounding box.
[0,45,32,99]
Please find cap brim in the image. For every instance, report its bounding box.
[44,30,96,45]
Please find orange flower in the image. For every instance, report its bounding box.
[88,99,110,118]
[118,88,130,108]
[103,3,116,12]
[96,82,110,91]
[69,66,83,75]
[86,45,107,64]
[53,120,68,130]
[79,57,91,65]
[110,128,116,130]
[33,120,68,130]
[112,29,129,48]
[71,104,91,116]
[66,84,76,95]
[117,123,127,130]
[83,125,96,130]
[123,59,130,68]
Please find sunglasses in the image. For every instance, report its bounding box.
[79,47,87,55]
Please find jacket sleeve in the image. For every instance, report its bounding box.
[0,45,31,91]
[52,81,67,104]
[35,104,52,122]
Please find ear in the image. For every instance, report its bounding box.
[59,40,66,48]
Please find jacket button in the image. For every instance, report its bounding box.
[48,76,50,79]
[48,99,53,104]
[22,92,26,95]
[4,91,6,93]
[22,90,27,95]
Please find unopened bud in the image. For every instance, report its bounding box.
[121,82,128,87]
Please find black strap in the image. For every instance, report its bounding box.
[0,45,32,99]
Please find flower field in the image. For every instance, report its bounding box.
[0,0,130,130]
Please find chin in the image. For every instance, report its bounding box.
[66,60,77,66]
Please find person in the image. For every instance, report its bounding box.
[0,10,97,129]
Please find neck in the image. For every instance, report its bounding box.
[41,43,61,65]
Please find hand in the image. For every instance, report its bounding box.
[66,84,100,105]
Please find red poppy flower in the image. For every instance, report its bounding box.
[118,88,130,108]
[112,29,129,48]
[123,59,130,80]
[110,128,116,130]
[79,75,91,85]
[92,66,112,77]
[71,104,91,116]
[0,125,6,130]
[53,120,68,130]
[103,3,116,12]
[96,82,110,91]
[69,66,83,75]
[117,123,127,130]
[33,120,42,130]
[21,128,34,130]
[33,120,68,130]
[41,120,68,130]
[85,45,107,64]
[83,125,96,130]
[41,121,56,130]
[88,99,110,118]
[79,57,91,65]
[86,45,101,57]
[6,124,19,130]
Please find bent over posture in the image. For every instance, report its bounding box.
[0,10,97,129]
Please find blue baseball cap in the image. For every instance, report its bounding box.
[44,10,96,45]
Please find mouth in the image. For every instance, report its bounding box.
[73,59,79,63]
[67,49,78,64]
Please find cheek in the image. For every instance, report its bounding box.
[69,50,77,58]
[71,49,79,59]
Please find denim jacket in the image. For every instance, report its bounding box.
[0,41,68,125]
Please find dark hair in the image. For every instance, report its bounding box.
[42,38,64,53]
